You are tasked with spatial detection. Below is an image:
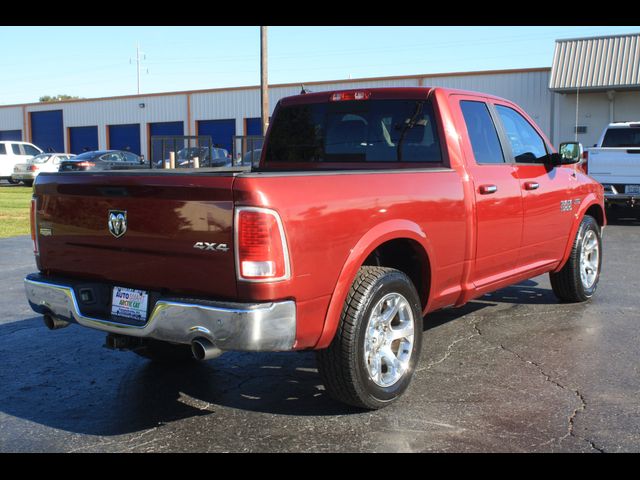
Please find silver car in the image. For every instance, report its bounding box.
[12,153,75,186]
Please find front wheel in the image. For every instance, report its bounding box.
[316,266,423,410]
[550,215,602,302]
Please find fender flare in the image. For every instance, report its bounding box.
[314,219,434,349]
[553,195,605,273]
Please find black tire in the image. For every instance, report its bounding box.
[316,266,423,410]
[7,178,19,185]
[22,180,34,187]
[132,339,196,363]
[550,215,602,303]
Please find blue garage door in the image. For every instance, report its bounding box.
[0,130,22,141]
[69,126,99,154]
[149,121,184,162]
[245,117,262,136]
[109,124,141,155]
[197,119,236,153]
[31,110,64,153]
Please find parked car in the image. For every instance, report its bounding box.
[0,141,43,183]
[584,121,640,209]
[25,87,605,409]
[58,150,145,172]
[155,146,231,169]
[12,153,75,186]
[240,148,262,167]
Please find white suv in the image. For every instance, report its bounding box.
[0,141,43,183]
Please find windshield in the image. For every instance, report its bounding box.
[31,154,52,164]
[264,99,442,165]
[177,147,209,160]
[602,128,640,148]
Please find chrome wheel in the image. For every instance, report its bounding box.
[364,292,415,388]
[580,229,599,289]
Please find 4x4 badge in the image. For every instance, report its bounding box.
[108,210,127,238]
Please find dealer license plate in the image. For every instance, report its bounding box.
[111,286,149,321]
[625,185,640,194]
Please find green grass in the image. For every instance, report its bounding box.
[0,186,33,238]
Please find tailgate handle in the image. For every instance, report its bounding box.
[479,184,498,195]
[524,182,540,191]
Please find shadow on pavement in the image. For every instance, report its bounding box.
[0,278,562,437]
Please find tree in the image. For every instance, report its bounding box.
[39,94,82,102]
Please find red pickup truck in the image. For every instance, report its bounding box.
[25,87,605,409]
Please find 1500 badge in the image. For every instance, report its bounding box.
[193,242,229,252]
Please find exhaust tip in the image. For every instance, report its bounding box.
[43,313,69,330]
[191,338,222,361]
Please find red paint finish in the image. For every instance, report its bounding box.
[32,87,605,351]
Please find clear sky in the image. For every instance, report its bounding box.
[1,25,638,105]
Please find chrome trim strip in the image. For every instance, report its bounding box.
[24,277,296,352]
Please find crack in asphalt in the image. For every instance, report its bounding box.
[470,316,605,453]
[417,302,605,453]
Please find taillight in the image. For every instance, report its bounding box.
[29,164,40,172]
[77,161,95,168]
[329,91,371,102]
[235,207,290,281]
[582,150,589,174]
[30,198,38,255]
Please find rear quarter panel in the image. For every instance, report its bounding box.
[233,169,468,349]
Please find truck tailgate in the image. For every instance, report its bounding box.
[33,171,238,299]
[588,147,640,184]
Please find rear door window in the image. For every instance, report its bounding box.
[264,99,442,165]
[460,100,505,164]
[23,144,41,156]
[11,144,22,155]
[601,128,640,147]
[122,152,140,163]
[0,144,6,155]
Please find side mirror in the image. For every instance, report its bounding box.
[558,142,583,165]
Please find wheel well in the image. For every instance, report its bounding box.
[362,238,430,309]
[585,204,604,227]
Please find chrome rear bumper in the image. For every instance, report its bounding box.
[24,274,296,352]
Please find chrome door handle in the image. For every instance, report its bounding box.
[479,184,498,194]
[524,182,540,190]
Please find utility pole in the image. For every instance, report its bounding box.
[131,44,146,95]
[260,26,269,136]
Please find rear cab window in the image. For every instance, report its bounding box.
[263,97,444,168]
[602,128,640,147]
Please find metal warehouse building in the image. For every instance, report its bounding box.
[0,32,638,158]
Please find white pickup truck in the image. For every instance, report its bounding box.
[586,122,640,208]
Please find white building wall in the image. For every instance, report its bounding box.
[554,90,640,148]
[0,69,555,156]
[0,106,24,136]
[420,70,554,140]
[24,95,188,156]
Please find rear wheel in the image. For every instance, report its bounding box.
[22,180,33,187]
[316,266,423,410]
[550,215,602,302]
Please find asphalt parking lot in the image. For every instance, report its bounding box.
[1,213,639,453]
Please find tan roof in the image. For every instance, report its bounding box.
[549,33,640,91]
